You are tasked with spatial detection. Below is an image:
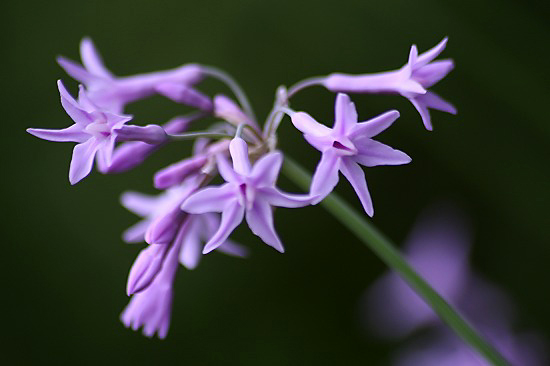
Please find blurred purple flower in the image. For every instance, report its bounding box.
[27,81,132,184]
[290,93,410,216]
[181,137,315,253]
[323,38,456,130]
[57,37,203,113]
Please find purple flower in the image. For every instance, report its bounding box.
[181,137,315,253]
[27,81,132,184]
[290,93,410,216]
[323,38,456,130]
[57,38,203,113]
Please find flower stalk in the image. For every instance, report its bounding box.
[281,156,510,366]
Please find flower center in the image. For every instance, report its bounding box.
[85,115,111,138]
[332,139,357,156]
[237,182,255,210]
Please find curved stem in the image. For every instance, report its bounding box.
[281,156,510,366]
[201,66,257,123]
[169,131,232,141]
[287,76,324,98]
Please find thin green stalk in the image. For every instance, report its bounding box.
[282,156,510,366]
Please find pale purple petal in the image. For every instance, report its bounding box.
[354,138,411,167]
[216,239,249,258]
[26,124,88,143]
[181,183,236,214]
[415,37,448,69]
[258,187,314,208]
[126,243,170,295]
[349,110,400,139]
[215,153,239,183]
[122,219,151,243]
[203,202,244,254]
[69,138,100,184]
[115,124,167,144]
[413,60,454,88]
[156,82,213,111]
[213,94,251,126]
[79,37,113,78]
[245,199,284,253]
[291,112,332,137]
[340,158,373,216]
[310,149,341,204]
[57,57,96,84]
[57,80,92,125]
[249,152,282,187]
[120,191,159,217]
[154,155,207,189]
[229,137,251,176]
[408,91,456,131]
[145,208,185,245]
[333,93,358,136]
[179,219,202,270]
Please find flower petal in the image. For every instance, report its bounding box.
[126,243,169,295]
[179,218,202,270]
[258,187,315,208]
[250,151,283,187]
[354,139,411,167]
[245,199,284,253]
[26,124,88,143]
[216,153,239,183]
[340,158,374,216]
[216,239,249,258]
[79,37,113,78]
[291,112,332,137]
[69,138,99,184]
[120,191,160,216]
[57,57,96,84]
[57,80,92,125]
[413,59,454,88]
[229,137,251,176]
[349,110,400,139]
[154,155,207,190]
[122,219,151,243]
[310,149,341,204]
[203,202,244,254]
[415,37,448,69]
[181,183,236,214]
[333,93,358,136]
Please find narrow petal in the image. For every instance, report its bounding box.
[126,244,169,295]
[398,79,426,95]
[145,208,184,245]
[409,95,433,131]
[120,191,159,216]
[333,93,358,136]
[57,57,96,84]
[349,110,400,139]
[354,138,412,167]
[420,91,457,115]
[415,37,448,69]
[291,112,332,137]
[258,187,315,208]
[340,158,374,216]
[122,220,151,243]
[26,124,88,143]
[216,154,239,183]
[229,137,251,176]
[181,184,236,214]
[250,152,282,187]
[213,94,251,125]
[310,150,341,204]
[156,83,213,111]
[245,199,284,253]
[413,59,454,88]
[69,138,99,184]
[57,80,92,125]
[179,219,202,270]
[80,37,113,78]
[203,202,244,254]
[154,155,207,190]
[216,239,249,258]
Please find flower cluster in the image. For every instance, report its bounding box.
[28,37,454,338]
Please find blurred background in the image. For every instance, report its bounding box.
[3,0,549,364]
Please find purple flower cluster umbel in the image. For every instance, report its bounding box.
[28,37,455,338]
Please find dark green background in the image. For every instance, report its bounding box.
[3,0,549,364]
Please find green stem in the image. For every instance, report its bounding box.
[282,156,510,366]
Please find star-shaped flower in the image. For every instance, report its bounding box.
[323,38,456,130]
[27,80,132,184]
[290,93,411,216]
[57,38,203,113]
[181,137,315,253]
